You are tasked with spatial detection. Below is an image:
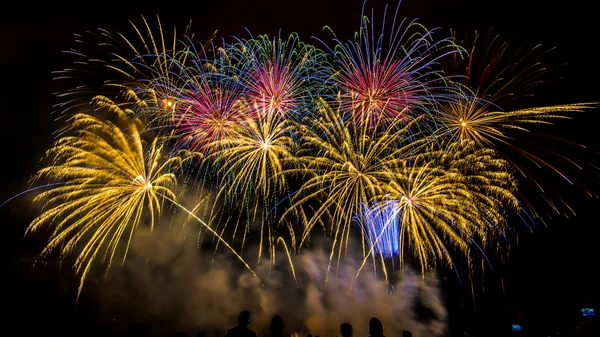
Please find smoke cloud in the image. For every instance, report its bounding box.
[94,222,447,337]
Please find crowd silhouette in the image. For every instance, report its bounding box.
[171,311,413,337]
[163,308,599,337]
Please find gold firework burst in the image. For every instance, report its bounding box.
[378,140,518,272]
[28,113,183,298]
[283,99,423,274]
[202,110,295,263]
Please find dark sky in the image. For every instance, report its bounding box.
[1,1,599,336]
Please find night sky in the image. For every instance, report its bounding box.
[1,1,599,336]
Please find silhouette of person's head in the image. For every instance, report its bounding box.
[306,334,313,337]
[340,322,353,337]
[270,315,284,332]
[402,331,412,337]
[369,317,384,337]
[197,333,206,337]
[238,310,251,327]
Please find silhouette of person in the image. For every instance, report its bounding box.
[306,334,313,337]
[197,332,206,337]
[340,322,353,337]
[226,310,257,337]
[368,318,385,337]
[261,315,285,337]
[401,331,412,337]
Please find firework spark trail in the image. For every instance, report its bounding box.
[442,29,552,105]
[352,199,400,282]
[160,195,262,284]
[276,236,298,285]
[438,99,594,147]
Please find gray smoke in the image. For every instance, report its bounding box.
[95,223,447,337]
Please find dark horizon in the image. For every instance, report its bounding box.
[2,1,599,336]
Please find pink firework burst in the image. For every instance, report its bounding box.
[341,59,421,124]
[227,32,330,121]
[173,78,247,154]
[245,61,298,118]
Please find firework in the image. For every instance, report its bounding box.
[53,16,197,118]
[349,140,517,283]
[442,30,551,104]
[322,2,460,128]
[372,141,517,273]
[9,2,597,300]
[438,30,592,147]
[355,199,401,259]
[437,99,592,146]
[282,98,424,276]
[130,35,254,155]
[202,110,296,263]
[438,30,597,219]
[226,32,332,121]
[169,67,248,154]
[27,113,182,298]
